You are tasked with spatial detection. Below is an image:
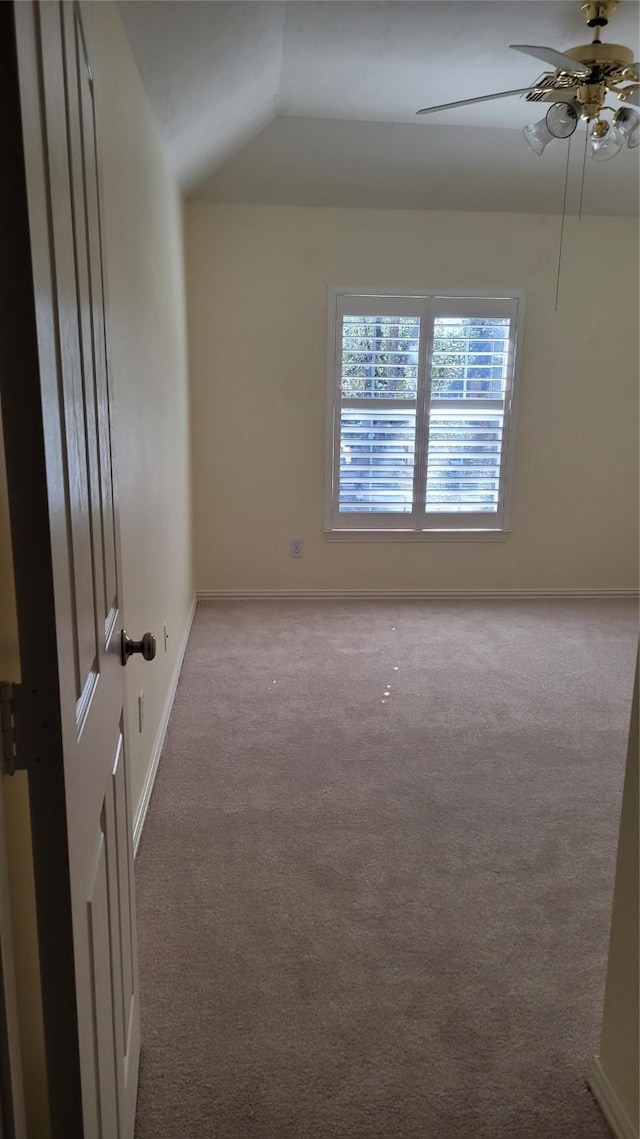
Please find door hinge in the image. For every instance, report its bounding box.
[0,682,22,777]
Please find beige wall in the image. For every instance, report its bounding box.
[95,2,194,816]
[0,4,193,1134]
[593,656,639,1135]
[187,204,639,592]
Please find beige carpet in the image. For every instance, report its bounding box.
[134,600,637,1138]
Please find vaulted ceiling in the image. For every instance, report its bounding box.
[120,0,640,214]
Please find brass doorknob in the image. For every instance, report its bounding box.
[121,630,156,666]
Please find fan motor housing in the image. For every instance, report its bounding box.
[563,41,635,68]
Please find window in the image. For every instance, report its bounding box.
[324,289,522,537]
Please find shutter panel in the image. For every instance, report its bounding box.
[338,314,419,514]
[425,410,503,512]
[339,408,416,513]
[425,316,511,515]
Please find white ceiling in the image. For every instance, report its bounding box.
[120,0,640,214]
[119,1,286,189]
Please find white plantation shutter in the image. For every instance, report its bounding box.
[338,312,420,515]
[327,291,521,532]
[425,310,511,516]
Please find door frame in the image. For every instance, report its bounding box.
[0,777,26,1139]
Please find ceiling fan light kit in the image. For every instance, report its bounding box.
[588,113,623,158]
[416,0,639,163]
[523,103,579,154]
[522,118,555,155]
[613,105,640,144]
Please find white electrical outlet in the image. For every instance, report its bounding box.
[163,623,169,652]
[138,690,144,733]
[289,538,304,558]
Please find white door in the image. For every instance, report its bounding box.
[2,2,145,1134]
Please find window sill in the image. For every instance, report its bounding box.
[323,529,512,543]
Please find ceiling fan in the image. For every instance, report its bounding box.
[416,0,639,160]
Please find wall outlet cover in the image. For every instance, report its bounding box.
[289,538,304,557]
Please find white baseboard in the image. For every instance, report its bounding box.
[197,589,639,601]
[133,596,197,856]
[588,1057,638,1139]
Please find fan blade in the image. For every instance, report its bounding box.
[510,44,590,74]
[416,88,531,115]
[619,88,640,106]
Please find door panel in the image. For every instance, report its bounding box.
[68,4,119,632]
[103,730,138,1126]
[3,2,141,1135]
[78,22,120,631]
[87,832,119,1139]
[111,736,136,1062]
[38,2,101,713]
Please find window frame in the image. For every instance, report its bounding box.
[324,286,525,539]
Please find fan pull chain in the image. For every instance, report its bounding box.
[578,123,589,220]
[554,134,573,312]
